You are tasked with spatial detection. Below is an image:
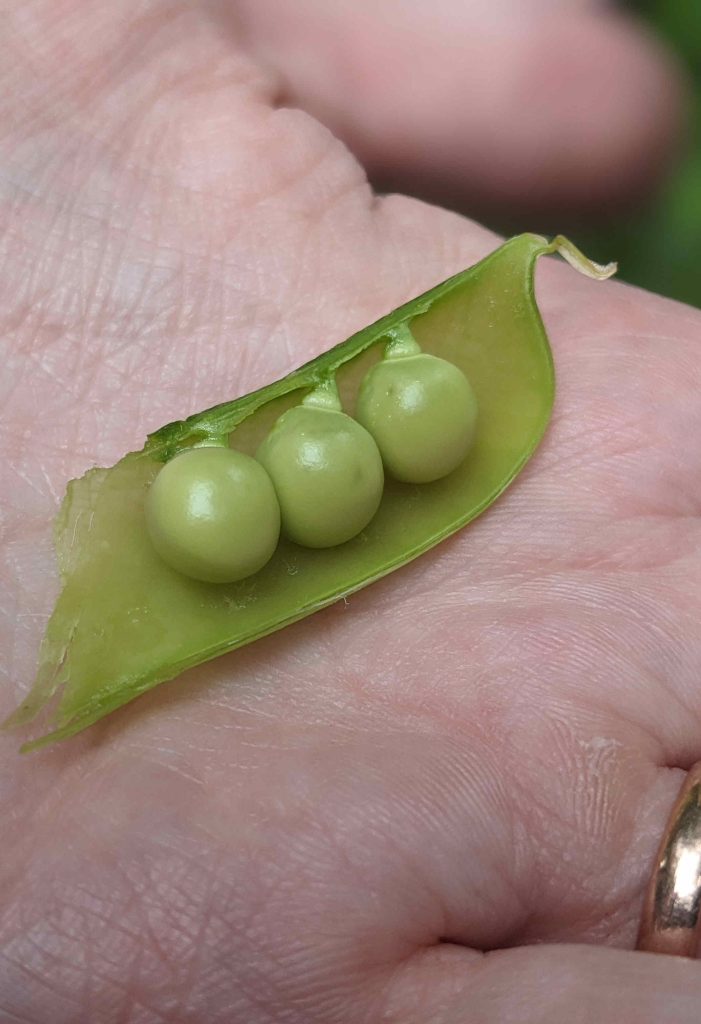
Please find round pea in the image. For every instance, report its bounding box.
[145,446,280,583]
[256,406,384,548]
[356,353,477,483]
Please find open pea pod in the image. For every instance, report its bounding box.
[5,233,615,751]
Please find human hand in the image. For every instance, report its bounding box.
[2,3,700,1021]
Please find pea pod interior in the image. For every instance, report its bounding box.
[4,233,614,751]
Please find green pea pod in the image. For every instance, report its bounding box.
[4,233,615,752]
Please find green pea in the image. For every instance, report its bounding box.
[7,235,617,751]
[356,351,477,483]
[256,405,384,548]
[146,446,280,583]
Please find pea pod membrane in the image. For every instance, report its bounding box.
[4,234,615,751]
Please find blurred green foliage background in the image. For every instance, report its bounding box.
[580,1,700,307]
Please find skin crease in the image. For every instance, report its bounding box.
[1,1,701,1022]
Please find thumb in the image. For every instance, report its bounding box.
[235,0,687,214]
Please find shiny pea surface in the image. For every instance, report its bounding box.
[146,447,280,583]
[256,406,384,548]
[356,353,477,483]
[5,235,615,750]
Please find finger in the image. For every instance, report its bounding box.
[235,0,689,213]
[384,942,701,1024]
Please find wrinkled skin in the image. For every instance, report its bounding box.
[2,2,701,1022]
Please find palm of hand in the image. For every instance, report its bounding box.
[2,4,701,1022]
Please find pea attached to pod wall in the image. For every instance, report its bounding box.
[3,235,616,751]
[145,446,281,584]
[256,379,384,549]
[356,324,478,484]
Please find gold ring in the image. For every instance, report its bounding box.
[637,762,701,957]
